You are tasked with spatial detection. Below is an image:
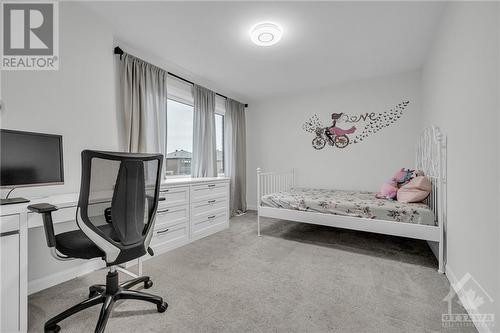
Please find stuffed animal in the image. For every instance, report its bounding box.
[376,168,424,200]
[392,168,414,186]
[376,178,399,200]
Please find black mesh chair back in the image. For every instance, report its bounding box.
[27,150,168,333]
[77,150,163,266]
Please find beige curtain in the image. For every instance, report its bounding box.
[224,99,247,215]
[192,84,217,177]
[121,54,167,156]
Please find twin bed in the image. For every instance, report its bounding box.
[256,126,446,273]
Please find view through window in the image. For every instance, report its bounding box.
[166,99,193,176]
[215,114,224,175]
[166,99,225,177]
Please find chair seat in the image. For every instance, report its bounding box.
[55,224,118,259]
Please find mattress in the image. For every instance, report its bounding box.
[261,188,435,226]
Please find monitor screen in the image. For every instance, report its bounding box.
[1,129,64,187]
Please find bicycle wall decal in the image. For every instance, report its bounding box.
[302,101,409,150]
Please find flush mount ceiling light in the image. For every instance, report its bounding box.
[250,22,283,47]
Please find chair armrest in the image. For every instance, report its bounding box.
[27,203,58,213]
[27,203,58,248]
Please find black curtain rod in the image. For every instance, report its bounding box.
[114,46,248,108]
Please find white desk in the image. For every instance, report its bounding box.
[0,177,230,332]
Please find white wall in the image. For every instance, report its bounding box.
[0,3,118,289]
[421,1,499,328]
[246,71,422,207]
[0,2,119,199]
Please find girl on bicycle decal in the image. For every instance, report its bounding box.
[328,113,356,137]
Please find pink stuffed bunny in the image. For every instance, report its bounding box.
[376,168,419,200]
[392,168,414,186]
[376,178,399,200]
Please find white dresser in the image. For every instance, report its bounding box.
[149,177,230,256]
[0,177,230,332]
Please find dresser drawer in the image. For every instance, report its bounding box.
[158,186,189,208]
[192,211,228,234]
[192,197,228,220]
[155,205,189,230]
[0,215,20,234]
[150,223,188,249]
[191,182,228,202]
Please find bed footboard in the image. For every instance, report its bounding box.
[256,168,295,236]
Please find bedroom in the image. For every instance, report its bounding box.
[0,1,498,333]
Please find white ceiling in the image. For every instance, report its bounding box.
[83,1,445,103]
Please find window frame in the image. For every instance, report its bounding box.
[164,75,227,178]
[165,98,194,179]
[215,111,225,177]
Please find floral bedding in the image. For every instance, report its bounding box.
[261,188,435,225]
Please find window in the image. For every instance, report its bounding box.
[215,113,224,175]
[166,99,193,176]
[165,75,226,178]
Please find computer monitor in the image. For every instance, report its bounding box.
[1,129,64,204]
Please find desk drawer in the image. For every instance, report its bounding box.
[191,182,228,202]
[155,205,189,230]
[192,211,228,234]
[158,186,189,208]
[0,215,20,234]
[151,223,188,249]
[192,197,227,220]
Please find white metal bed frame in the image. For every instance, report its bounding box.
[257,125,447,273]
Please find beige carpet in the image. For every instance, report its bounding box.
[28,211,476,333]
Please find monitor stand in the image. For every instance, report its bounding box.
[1,197,30,205]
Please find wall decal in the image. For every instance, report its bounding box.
[302,101,409,150]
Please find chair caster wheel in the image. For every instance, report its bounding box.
[157,301,168,313]
[45,324,61,333]
[144,279,153,289]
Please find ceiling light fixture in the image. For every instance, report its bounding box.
[250,22,283,47]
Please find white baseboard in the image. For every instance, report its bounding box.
[445,265,494,333]
[28,260,104,295]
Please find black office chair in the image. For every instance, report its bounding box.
[28,150,167,333]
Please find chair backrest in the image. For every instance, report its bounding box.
[77,150,163,265]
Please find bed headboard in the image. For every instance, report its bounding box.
[415,125,447,225]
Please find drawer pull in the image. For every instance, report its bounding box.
[208,200,216,204]
[157,209,170,214]
[159,197,166,201]
[207,215,216,220]
[156,228,169,234]
[207,184,216,188]
[160,189,169,193]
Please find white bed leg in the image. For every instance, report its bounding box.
[438,236,444,274]
[257,167,262,237]
[257,211,261,236]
